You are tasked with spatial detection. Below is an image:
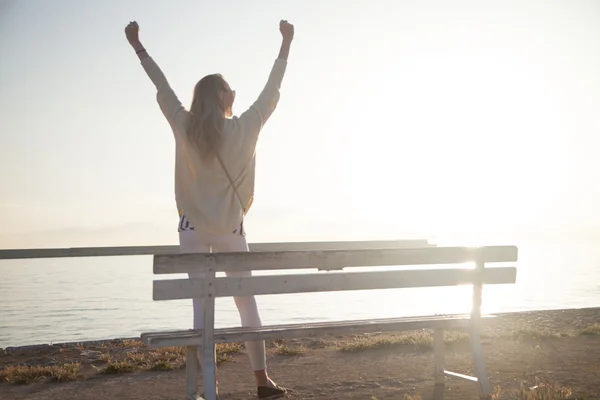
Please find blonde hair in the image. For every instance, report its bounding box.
[187,74,228,162]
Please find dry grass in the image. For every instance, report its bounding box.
[217,343,243,355]
[444,331,471,344]
[579,323,600,336]
[118,339,145,348]
[1,342,245,385]
[338,331,433,353]
[509,327,566,341]
[128,348,186,371]
[215,343,244,365]
[337,330,472,353]
[97,360,137,374]
[492,381,575,399]
[96,346,186,374]
[338,325,577,353]
[0,363,80,384]
[274,344,305,356]
[96,343,243,373]
[97,339,144,349]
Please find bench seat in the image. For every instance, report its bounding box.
[141,313,496,348]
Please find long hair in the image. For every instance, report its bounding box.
[187,74,227,163]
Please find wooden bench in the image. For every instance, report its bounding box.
[141,242,518,400]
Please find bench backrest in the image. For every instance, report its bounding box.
[152,245,518,302]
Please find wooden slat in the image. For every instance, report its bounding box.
[153,246,518,274]
[152,267,517,300]
[142,314,482,348]
[140,314,473,344]
[0,240,431,260]
[141,313,499,346]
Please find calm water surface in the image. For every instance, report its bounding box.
[1,239,599,348]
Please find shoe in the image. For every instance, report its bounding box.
[257,384,287,399]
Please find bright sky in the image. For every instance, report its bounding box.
[1,0,599,248]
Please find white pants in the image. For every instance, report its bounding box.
[178,227,266,371]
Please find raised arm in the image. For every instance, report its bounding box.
[125,21,185,125]
[238,20,294,133]
[277,20,294,62]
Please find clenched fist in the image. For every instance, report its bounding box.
[125,21,141,46]
[279,20,294,41]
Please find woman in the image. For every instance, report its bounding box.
[125,19,293,399]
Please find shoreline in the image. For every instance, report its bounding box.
[2,307,599,399]
[3,306,599,354]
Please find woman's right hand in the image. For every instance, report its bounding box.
[279,20,294,42]
[125,21,141,47]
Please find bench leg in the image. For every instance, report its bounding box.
[470,320,491,398]
[186,346,199,400]
[202,257,218,400]
[470,260,492,399]
[433,328,445,386]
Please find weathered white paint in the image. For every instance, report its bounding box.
[141,314,485,348]
[153,245,517,274]
[471,259,492,397]
[152,267,517,301]
[185,346,198,400]
[201,257,218,400]
[142,242,519,398]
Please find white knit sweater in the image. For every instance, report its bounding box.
[141,56,287,234]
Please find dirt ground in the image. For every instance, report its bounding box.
[1,308,599,400]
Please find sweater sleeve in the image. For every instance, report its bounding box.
[140,57,185,125]
[237,58,287,138]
